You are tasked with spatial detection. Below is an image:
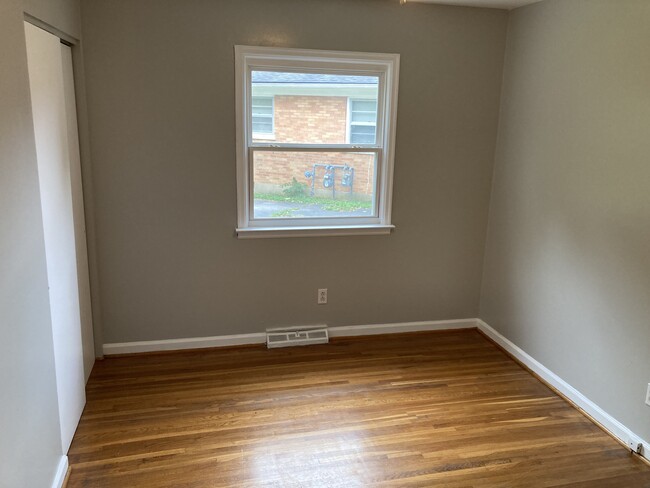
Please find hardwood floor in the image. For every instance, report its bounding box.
[67,330,650,487]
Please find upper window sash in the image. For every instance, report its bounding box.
[245,69,385,147]
[240,52,393,148]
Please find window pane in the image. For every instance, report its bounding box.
[252,96,273,135]
[251,71,379,144]
[252,97,272,108]
[350,100,377,143]
[351,111,376,123]
[253,106,273,116]
[351,99,377,123]
[253,151,377,219]
[252,120,273,133]
[350,125,376,144]
[351,100,377,113]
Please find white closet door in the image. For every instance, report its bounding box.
[24,21,86,454]
[61,44,95,383]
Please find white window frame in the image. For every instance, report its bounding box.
[234,45,400,239]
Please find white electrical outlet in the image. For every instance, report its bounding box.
[628,437,643,455]
[317,288,327,304]
[646,383,650,407]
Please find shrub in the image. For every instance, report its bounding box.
[281,177,308,198]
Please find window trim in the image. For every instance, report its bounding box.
[234,45,400,238]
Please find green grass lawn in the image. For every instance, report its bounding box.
[254,193,373,212]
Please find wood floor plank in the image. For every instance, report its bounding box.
[66,330,650,487]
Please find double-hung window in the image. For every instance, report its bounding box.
[235,46,400,238]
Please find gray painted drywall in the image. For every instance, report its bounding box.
[481,0,650,441]
[80,0,508,344]
[24,0,82,39]
[0,1,65,486]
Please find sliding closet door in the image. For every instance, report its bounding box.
[24,22,86,453]
[61,44,95,383]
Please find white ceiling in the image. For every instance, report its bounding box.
[408,0,542,10]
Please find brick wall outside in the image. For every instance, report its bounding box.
[253,95,375,197]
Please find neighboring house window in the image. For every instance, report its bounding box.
[252,96,274,137]
[349,99,378,144]
[235,45,400,238]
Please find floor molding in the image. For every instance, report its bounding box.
[329,318,477,338]
[102,318,477,356]
[52,455,68,488]
[103,332,267,355]
[476,318,649,462]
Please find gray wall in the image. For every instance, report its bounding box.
[24,0,81,39]
[81,0,508,344]
[0,0,80,485]
[481,0,650,441]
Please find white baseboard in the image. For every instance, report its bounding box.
[102,318,476,356]
[51,455,68,488]
[476,319,649,462]
[103,332,267,355]
[328,318,477,337]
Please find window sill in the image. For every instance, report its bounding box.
[236,224,395,239]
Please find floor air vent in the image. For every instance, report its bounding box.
[266,325,329,349]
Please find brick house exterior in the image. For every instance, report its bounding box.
[253,95,375,198]
[251,73,378,199]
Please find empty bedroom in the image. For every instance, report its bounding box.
[1,0,649,486]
